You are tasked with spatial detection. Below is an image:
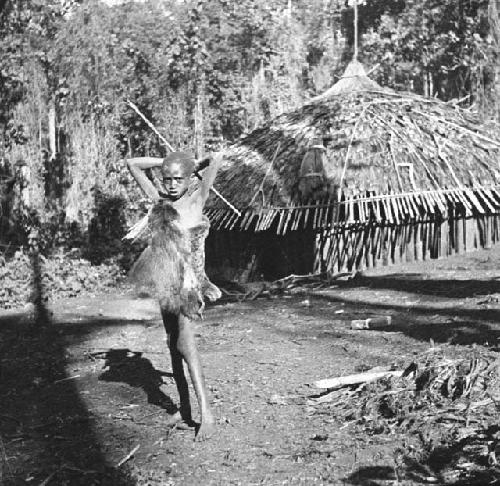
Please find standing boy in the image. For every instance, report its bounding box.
[126,151,222,441]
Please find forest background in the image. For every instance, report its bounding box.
[0,0,499,306]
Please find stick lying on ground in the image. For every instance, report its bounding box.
[315,369,404,389]
[116,444,140,467]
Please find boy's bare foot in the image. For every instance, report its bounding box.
[195,419,216,441]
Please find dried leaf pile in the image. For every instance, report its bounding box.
[220,273,337,301]
[311,345,500,483]
[313,346,499,432]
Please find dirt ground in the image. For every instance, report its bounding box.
[1,246,500,485]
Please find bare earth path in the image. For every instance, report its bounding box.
[1,246,500,485]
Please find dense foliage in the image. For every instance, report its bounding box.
[361,0,497,107]
[0,0,498,265]
[0,249,124,309]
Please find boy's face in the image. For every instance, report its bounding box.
[162,162,190,200]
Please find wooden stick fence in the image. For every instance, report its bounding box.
[206,185,500,278]
[313,211,500,275]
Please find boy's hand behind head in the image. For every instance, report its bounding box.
[195,157,211,173]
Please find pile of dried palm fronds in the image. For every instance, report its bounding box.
[311,346,499,436]
[310,345,500,482]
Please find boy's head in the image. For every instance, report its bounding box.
[161,151,195,200]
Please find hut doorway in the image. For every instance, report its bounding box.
[206,227,315,283]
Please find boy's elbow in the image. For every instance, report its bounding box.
[126,159,140,173]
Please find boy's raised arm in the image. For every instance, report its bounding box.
[126,157,163,201]
[198,152,223,203]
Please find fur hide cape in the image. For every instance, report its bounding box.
[128,200,204,319]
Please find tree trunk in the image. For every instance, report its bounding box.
[489,0,500,120]
[194,89,204,159]
[48,100,56,161]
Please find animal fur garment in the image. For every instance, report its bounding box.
[190,215,223,302]
[128,201,203,318]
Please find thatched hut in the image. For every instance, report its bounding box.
[205,61,500,281]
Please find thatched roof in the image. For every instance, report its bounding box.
[310,59,384,99]
[206,61,500,233]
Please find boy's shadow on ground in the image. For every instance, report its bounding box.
[97,348,177,414]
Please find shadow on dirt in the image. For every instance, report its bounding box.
[310,292,500,348]
[97,348,176,413]
[343,465,396,485]
[0,241,136,484]
[343,273,500,299]
[0,316,138,485]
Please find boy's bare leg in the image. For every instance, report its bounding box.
[176,314,216,441]
[168,341,196,427]
[161,307,215,440]
[162,309,193,427]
